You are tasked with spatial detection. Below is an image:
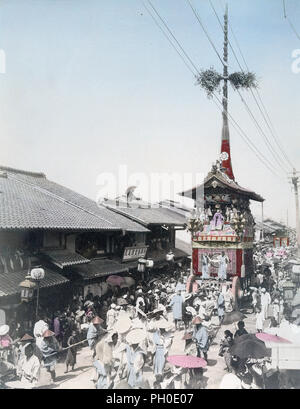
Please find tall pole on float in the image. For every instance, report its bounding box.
[220,3,235,181]
[289,169,300,254]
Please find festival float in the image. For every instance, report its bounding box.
[180,5,264,290]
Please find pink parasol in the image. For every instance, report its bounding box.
[255,332,291,344]
[167,355,207,368]
[106,275,125,286]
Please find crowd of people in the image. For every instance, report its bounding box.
[0,242,299,389]
[0,264,231,389]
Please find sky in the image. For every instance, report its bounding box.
[0,0,299,226]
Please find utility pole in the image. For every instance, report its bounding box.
[289,169,300,254]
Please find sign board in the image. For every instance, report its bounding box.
[271,344,300,370]
[292,265,300,274]
[122,246,148,262]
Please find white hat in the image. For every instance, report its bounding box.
[115,317,132,334]
[76,310,85,318]
[138,289,143,294]
[154,319,172,330]
[126,328,146,345]
[0,325,9,336]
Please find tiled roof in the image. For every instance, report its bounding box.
[179,169,264,203]
[0,268,69,298]
[69,258,130,281]
[105,206,187,227]
[0,167,149,233]
[40,250,90,269]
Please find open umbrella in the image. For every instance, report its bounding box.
[255,332,291,344]
[122,276,135,288]
[106,275,125,287]
[167,355,207,369]
[222,311,247,325]
[230,334,271,359]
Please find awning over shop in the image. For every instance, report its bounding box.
[70,259,130,281]
[147,248,190,265]
[41,250,90,269]
[173,248,190,260]
[0,268,70,298]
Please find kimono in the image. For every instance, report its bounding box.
[192,326,209,355]
[20,354,41,387]
[218,255,229,280]
[153,330,172,376]
[261,292,271,320]
[256,311,264,332]
[87,323,106,350]
[217,293,225,318]
[272,303,280,323]
[202,255,210,279]
[33,320,49,350]
[212,211,224,230]
[106,309,117,330]
[153,330,165,376]
[224,290,233,313]
[94,360,109,389]
[65,335,77,367]
[39,338,59,371]
[0,334,12,348]
[169,295,183,321]
[125,344,145,388]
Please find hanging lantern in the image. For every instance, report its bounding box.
[137,258,146,273]
[282,281,296,302]
[166,251,174,262]
[30,267,45,281]
[146,258,154,268]
[19,275,36,302]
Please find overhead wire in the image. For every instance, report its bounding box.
[205,0,291,173]
[211,93,282,179]
[217,0,295,170]
[145,0,201,75]
[283,0,300,41]
[142,1,197,77]
[186,0,226,68]
[141,0,283,179]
